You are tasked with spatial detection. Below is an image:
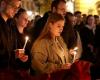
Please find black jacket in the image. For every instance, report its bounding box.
[0,15,15,69]
[7,18,31,70]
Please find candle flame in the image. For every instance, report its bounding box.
[23,36,29,49]
[25,36,29,41]
[74,47,78,51]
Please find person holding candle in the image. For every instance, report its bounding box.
[31,13,71,75]
[7,8,31,72]
[62,12,82,63]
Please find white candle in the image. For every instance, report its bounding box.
[73,47,78,51]
[23,36,29,49]
[73,47,78,63]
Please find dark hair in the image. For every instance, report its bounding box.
[74,11,81,16]
[14,8,26,18]
[86,15,93,24]
[65,12,74,23]
[51,0,66,10]
[94,15,99,19]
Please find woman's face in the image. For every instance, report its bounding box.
[49,20,64,37]
[17,12,28,28]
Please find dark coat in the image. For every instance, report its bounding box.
[7,18,31,70]
[79,26,95,63]
[61,24,77,49]
[0,15,15,69]
[94,25,100,64]
[29,11,51,43]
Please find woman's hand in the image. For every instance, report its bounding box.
[61,63,72,70]
[69,49,76,56]
[19,54,28,62]
[15,49,28,62]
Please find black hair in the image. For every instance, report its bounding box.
[51,0,66,10]
[94,15,99,19]
[86,15,93,24]
[74,11,81,16]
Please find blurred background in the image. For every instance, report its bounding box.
[21,0,100,20]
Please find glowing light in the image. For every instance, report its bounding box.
[79,0,97,14]
[27,11,32,16]
[23,36,29,49]
[73,47,78,63]
[66,1,74,13]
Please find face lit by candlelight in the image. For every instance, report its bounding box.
[16,12,28,28]
[49,20,64,38]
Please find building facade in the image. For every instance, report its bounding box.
[21,0,36,20]
[21,0,100,15]
[74,0,100,15]
[21,0,34,11]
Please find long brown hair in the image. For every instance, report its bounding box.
[37,13,64,41]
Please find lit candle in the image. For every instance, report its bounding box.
[73,47,78,51]
[23,36,29,49]
[73,47,78,63]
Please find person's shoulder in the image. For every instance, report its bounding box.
[7,18,15,24]
[7,18,16,28]
[39,38,49,44]
[32,38,49,52]
[34,38,48,46]
[35,17,43,23]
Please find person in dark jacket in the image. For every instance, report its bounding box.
[79,15,96,63]
[91,24,100,79]
[7,8,31,71]
[61,12,82,62]
[30,11,51,43]
[0,0,21,79]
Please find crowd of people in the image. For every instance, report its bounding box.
[0,0,100,80]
